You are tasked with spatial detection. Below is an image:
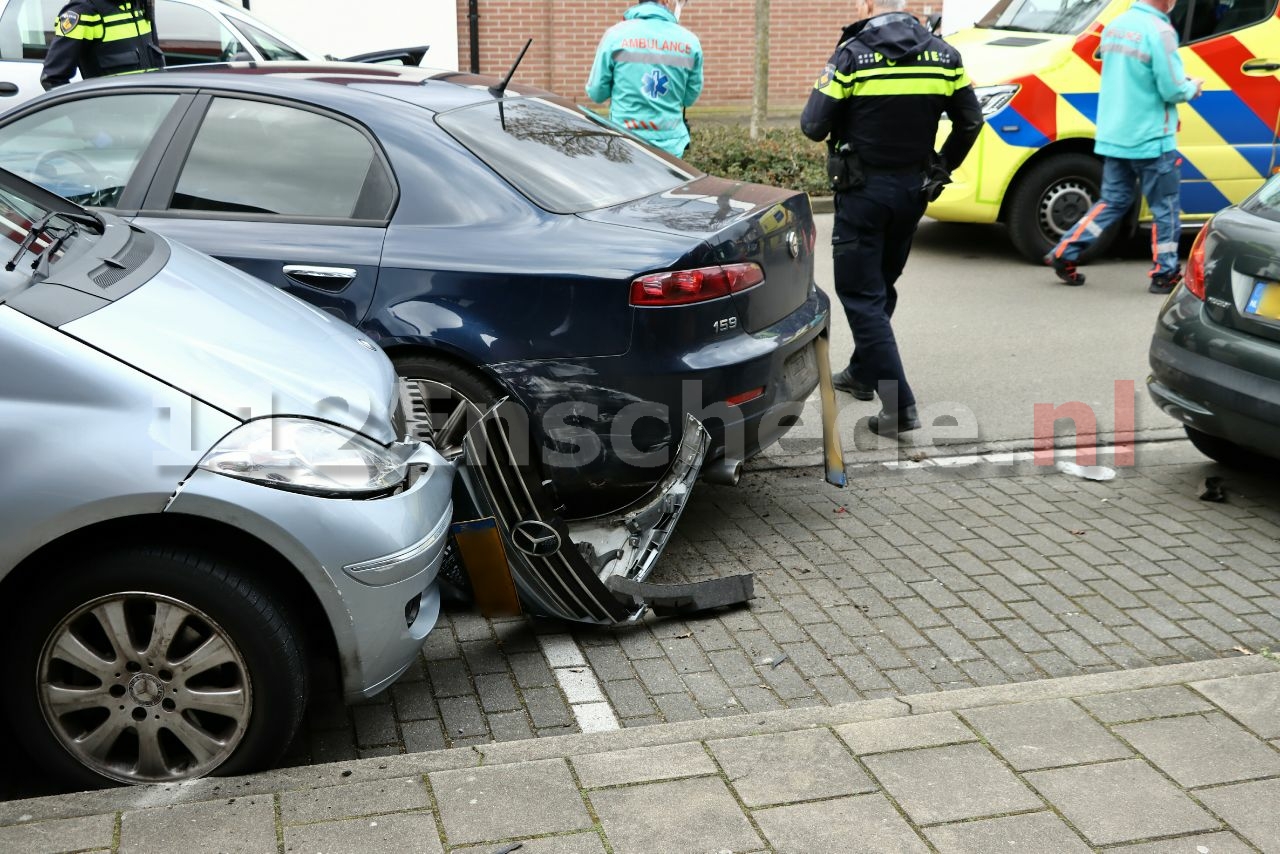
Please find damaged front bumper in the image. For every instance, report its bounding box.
[452,406,753,624]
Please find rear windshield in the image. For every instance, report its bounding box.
[1241,174,1280,224]
[436,98,695,214]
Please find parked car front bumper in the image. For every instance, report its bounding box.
[166,445,454,700]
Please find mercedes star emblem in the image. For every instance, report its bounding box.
[511,519,562,557]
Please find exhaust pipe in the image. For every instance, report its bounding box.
[701,457,743,486]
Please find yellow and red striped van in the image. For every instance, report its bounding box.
[927,0,1280,262]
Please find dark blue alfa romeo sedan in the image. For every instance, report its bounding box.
[0,63,829,518]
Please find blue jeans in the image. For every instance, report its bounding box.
[1050,151,1182,276]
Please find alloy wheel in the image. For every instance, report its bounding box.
[37,592,252,784]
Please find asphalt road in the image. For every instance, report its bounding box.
[756,214,1187,472]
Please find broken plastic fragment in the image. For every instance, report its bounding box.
[1055,461,1116,481]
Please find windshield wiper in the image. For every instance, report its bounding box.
[5,210,102,272]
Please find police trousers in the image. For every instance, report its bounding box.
[832,170,927,412]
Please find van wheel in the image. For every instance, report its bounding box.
[394,355,504,462]
[1007,153,1117,264]
[5,547,307,789]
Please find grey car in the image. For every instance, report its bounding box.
[1148,172,1280,467]
[0,167,454,788]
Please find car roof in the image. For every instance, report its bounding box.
[60,63,566,116]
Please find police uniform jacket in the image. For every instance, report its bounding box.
[41,0,163,91]
[800,12,982,173]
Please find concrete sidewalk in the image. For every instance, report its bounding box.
[5,656,1278,853]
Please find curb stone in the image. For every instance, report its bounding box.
[3,656,1274,827]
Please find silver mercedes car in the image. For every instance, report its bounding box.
[0,167,453,789]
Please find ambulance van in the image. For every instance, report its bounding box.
[927,0,1280,263]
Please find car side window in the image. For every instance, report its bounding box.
[170,98,394,220]
[231,18,307,61]
[0,0,67,60]
[0,94,180,207]
[154,0,247,65]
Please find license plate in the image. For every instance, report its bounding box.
[783,342,818,395]
[1245,280,1280,320]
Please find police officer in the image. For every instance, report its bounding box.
[802,0,982,437]
[586,0,703,158]
[41,0,164,91]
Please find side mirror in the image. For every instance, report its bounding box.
[927,13,943,34]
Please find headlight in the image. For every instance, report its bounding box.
[973,84,1020,118]
[199,418,409,495]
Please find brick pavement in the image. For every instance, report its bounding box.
[4,440,1277,801]
[4,657,1278,852]
[276,440,1280,770]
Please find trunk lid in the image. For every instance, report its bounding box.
[577,175,817,334]
[1201,206,1280,350]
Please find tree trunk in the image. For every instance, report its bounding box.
[750,0,770,140]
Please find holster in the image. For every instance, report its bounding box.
[826,143,865,193]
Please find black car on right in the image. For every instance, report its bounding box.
[1148,173,1280,468]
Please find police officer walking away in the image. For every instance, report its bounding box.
[586,0,703,158]
[41,0,164,91]
[802,0,981,437]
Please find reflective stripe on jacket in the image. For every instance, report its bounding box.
[41,0,162,90]
[1094,2,1200,159]
[585,2,703,157]
[800,12,982,172]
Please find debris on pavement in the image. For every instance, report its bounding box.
[1056,461,1117,481]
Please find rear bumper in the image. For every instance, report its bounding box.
[457,410,711,624]
[491,288,829,514]
[1147,296,1280,455]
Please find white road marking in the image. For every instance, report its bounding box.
[538,633,620,732]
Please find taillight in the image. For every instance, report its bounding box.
[1184,224,1208,300]
[630,263,764,306]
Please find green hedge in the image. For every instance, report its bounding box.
[684,124,829,197]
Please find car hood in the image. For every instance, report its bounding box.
[61,239,400,442]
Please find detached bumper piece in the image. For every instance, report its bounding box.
[456,406,751,624]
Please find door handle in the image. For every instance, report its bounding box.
[0,82,18,96]
[1242,59,1280,73]
[282,264,357,292]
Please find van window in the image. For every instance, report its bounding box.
[1170,0,1278,42]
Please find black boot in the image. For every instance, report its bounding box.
[867,405,921,437]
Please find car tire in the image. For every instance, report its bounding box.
[394,354,505,462]
[1184,425,1272,471]
[3,546,307,790]
[1007,153,1119,264]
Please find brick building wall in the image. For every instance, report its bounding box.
[455,0,934,111]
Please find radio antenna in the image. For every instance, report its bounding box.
[489,38,532,98]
